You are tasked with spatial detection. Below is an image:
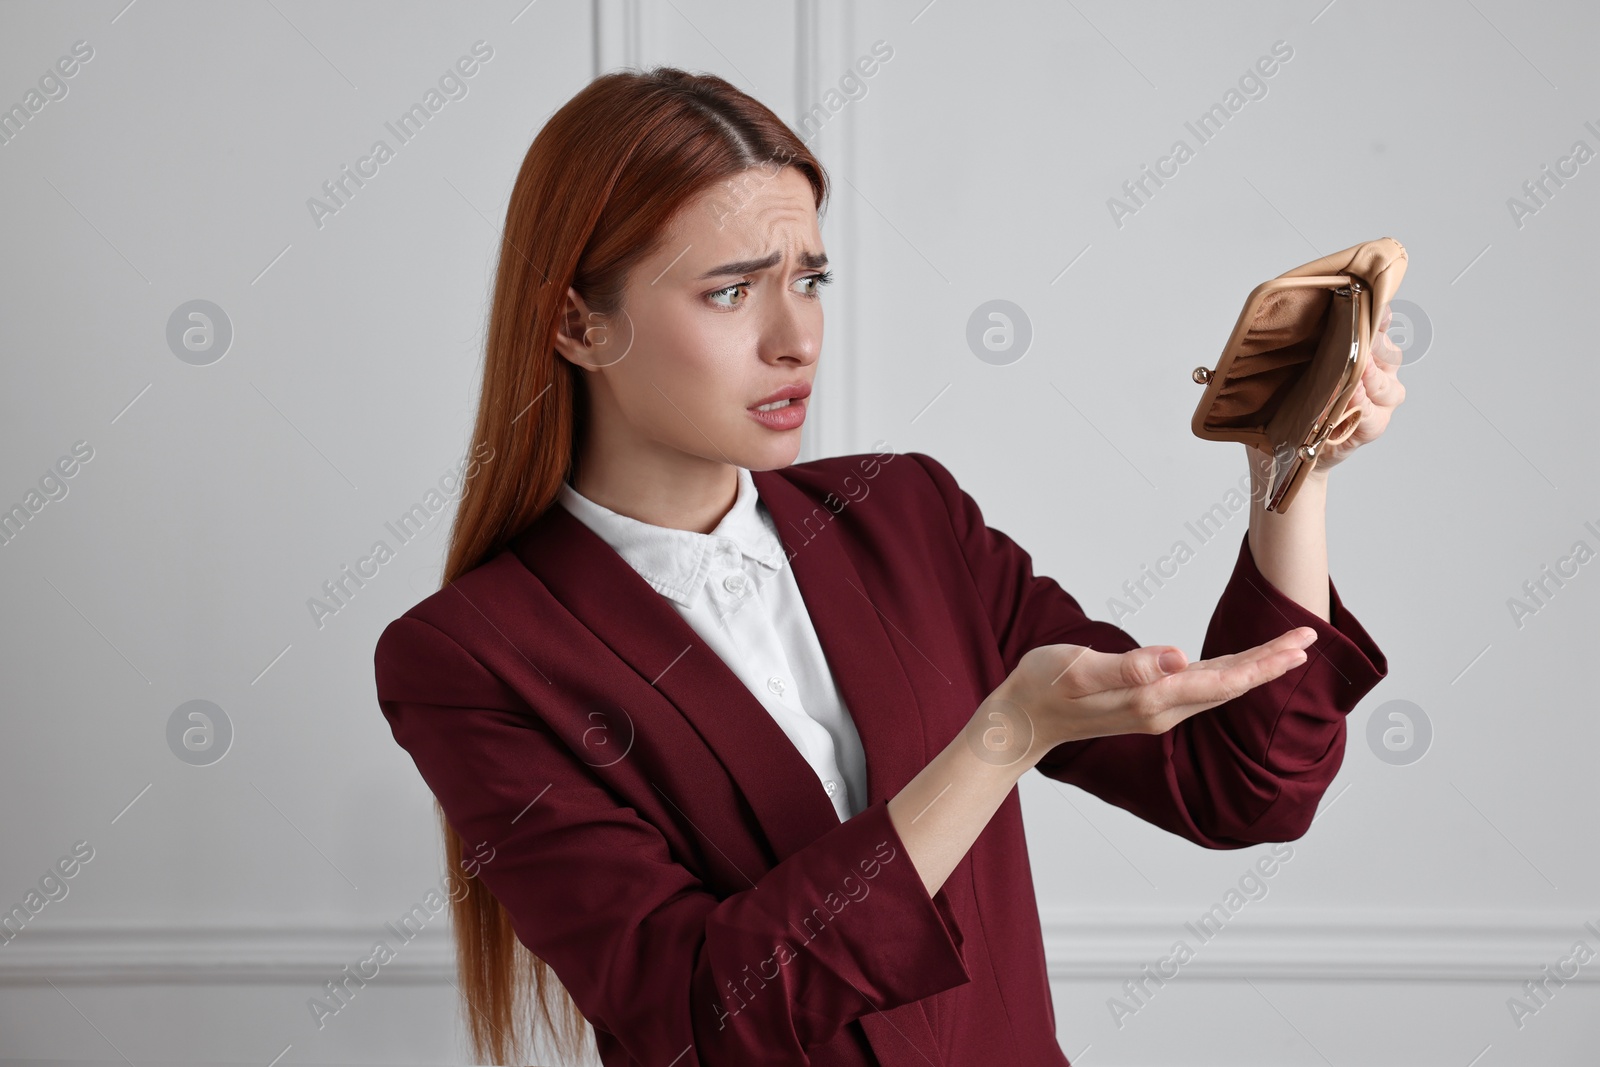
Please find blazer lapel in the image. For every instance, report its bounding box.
[750,468,931,812]
[509,467,930,867]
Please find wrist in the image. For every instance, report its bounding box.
[968,680,1051,771]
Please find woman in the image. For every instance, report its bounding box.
[373,67,1398,1067]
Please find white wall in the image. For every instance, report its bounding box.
[1,1,1596,1064]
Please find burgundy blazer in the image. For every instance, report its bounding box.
[373,450,1387,1066]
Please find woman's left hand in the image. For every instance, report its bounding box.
[1306,301,1407,478]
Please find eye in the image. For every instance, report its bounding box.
[796,270,833,298]
[706,282,749,309]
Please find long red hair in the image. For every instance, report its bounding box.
[434,67,829,1065]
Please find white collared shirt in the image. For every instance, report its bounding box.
[557,467,868,822]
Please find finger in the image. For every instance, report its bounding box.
[1356,367,1408,415]
[1339,388,1381,446]
[1070,627,1316,698]
[1360,359,1405,409]
[1048,644,1182,696]
[1185,627,1318,672]
[1071,640,1312,732]
[1113,645,1189,691]
[1155,644,1310,712]
[1348,382,1377,438]
[1353,401,1390,443]
[1371,326,1404,373]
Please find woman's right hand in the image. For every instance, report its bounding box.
[985,627,1321,757]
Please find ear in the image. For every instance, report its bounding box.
[552,286,603,372]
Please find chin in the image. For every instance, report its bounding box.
[743,433,805,471]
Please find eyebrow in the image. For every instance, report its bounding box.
[696,250,829,280]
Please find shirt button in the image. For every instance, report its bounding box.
[723,573,747,593]
[767,676,785,696]
[823,779,838,797]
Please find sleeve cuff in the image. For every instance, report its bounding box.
[1210,531,1388,698]
[695,797,973,1053]
[803,798,971,1007]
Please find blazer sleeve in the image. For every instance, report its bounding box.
[373,615,971,1065]
[907,451,1388,848]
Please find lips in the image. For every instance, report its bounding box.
[749,382,812,409]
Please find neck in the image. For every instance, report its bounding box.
[571,437,739,534]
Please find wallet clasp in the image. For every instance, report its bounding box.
[1264,278,1365,511]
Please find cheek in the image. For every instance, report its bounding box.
[619,311,749,428]
[678,341,751,425]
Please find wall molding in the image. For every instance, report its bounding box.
[591,0,642,77]
[798,0,862,462]
[1037,908,1600,984]
[5,911,1594,986]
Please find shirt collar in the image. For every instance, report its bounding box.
[556,466,787,608]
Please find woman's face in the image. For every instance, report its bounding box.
[560,165,829,474]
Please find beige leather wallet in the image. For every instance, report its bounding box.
[1190,237,1408,512]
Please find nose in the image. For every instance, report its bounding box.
[759,284,821,367]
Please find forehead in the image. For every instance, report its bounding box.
[667,165,821,257]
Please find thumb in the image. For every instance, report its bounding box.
[1094,644,1188,691]
[1157,647,1188,674]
